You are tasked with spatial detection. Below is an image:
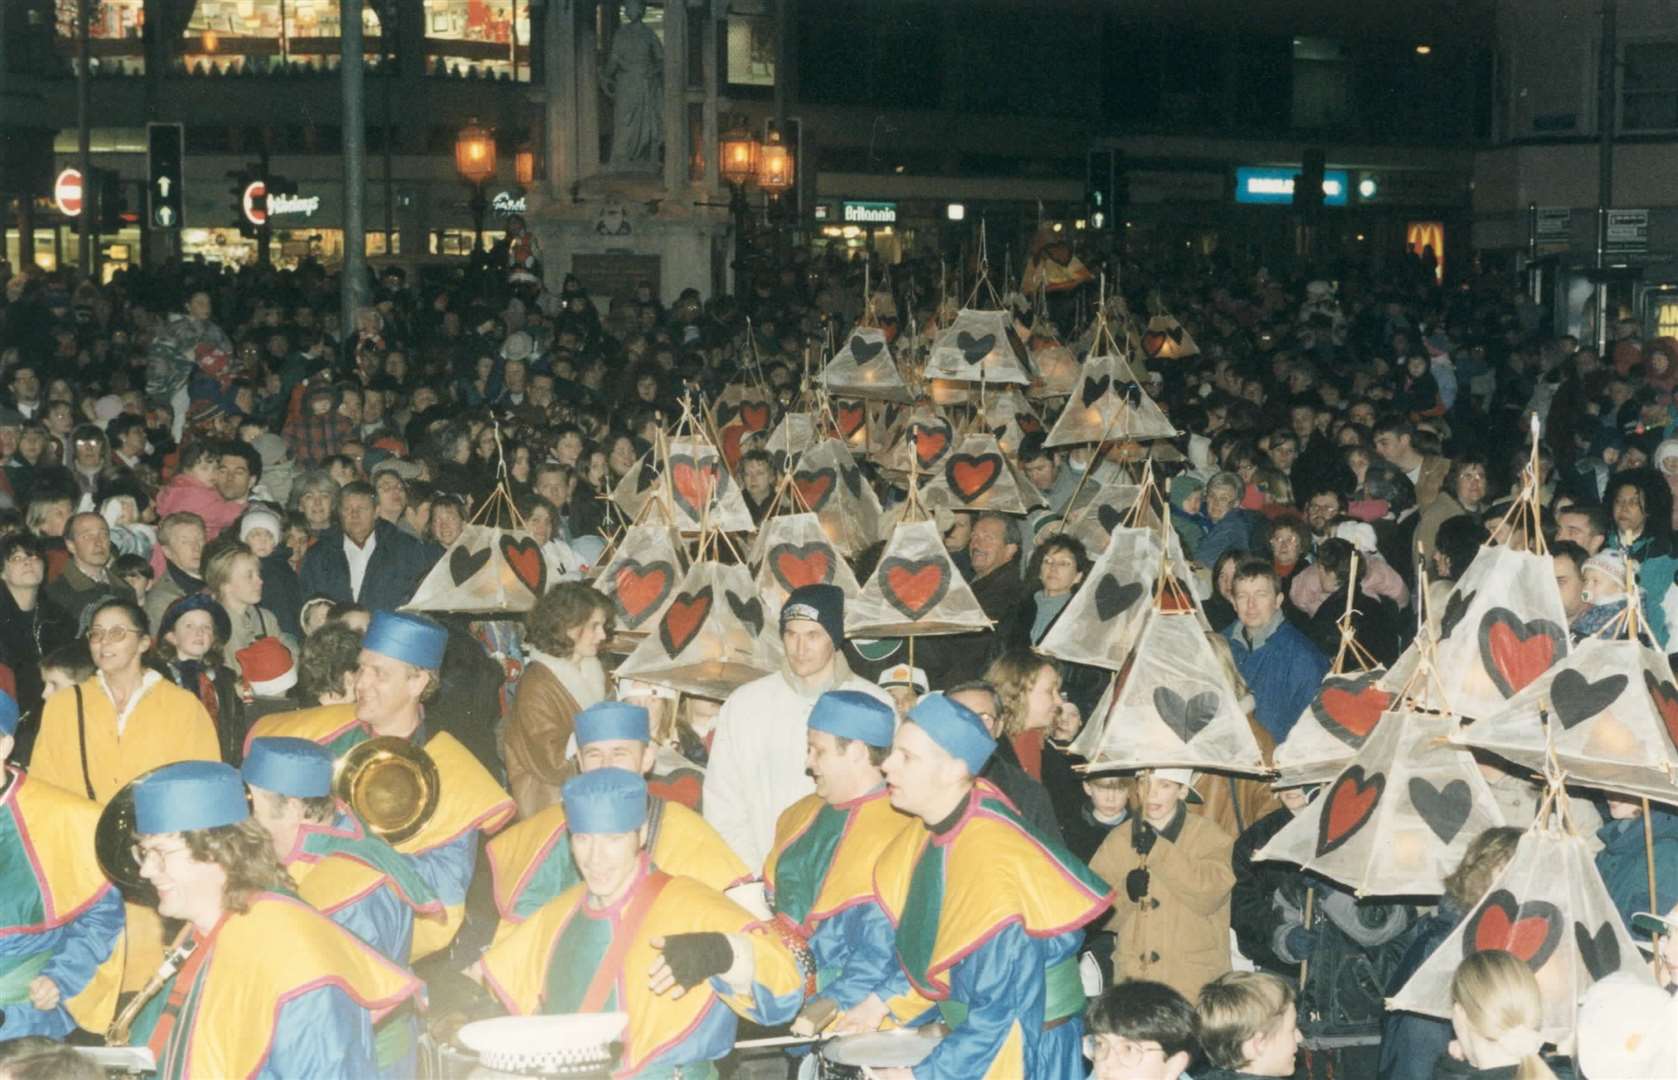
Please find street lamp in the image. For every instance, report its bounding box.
[454,119,497,252]
[719,125,760,189]
[756,126,794,197]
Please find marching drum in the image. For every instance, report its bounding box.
[436,1014,625,1078]
[816,1029,943,1079]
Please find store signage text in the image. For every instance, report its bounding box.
[492,191,527,215]
[842,200,897,225]
[1234,166,1349,207]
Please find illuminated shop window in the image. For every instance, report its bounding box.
[424,0,531,81]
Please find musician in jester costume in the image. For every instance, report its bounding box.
[243,736,443,1077]
[125,761,423,1079]
[485,700,751,937]
[869,694,1114,1080]
[245,611,515,960]
[0,690,125,1041]
[762,690,923,1037]
[479,769,809,1079]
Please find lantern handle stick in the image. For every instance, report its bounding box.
[1298,887,1316,990]
[1645,796,1660,931]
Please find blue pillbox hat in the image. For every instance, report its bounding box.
[562,768,648,834]
[364,610,448,671]
[808,690,896,748]
[906,692,995,776]
[242,737,334,799]
[575,701,651,746]
[134,761,250,834]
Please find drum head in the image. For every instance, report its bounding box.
[822,1031,941,1067]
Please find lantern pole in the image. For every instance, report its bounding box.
[340,0,369,341]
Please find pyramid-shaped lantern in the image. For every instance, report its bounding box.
[878,405,957,477]
[407,523,563,613]
[919,432,1046,515]
[1065,605,1267,773]
[749,512,863,624]
[846,517,990,638]
[713,382,774,467]
[1046,351,1178,447]
[925,308,1031,385]
[790,437,883,556]
[821,327,912,403]
[1256,709,1507,896]
[1139,312,1200,361]
[980,387,1045,458]
[764,411,817,473]
[1421,545,1570,722]
[1386,825,1657,1046]
[830,398,869,453]
[1041,524,1189,672]
[615,560,784,700]
[609,437,756,533]
[1056,480,1144,555]
[1028,338,1081,400]
[1459,636,1678,805]
[1273,669,1396,788]
[591,522,687,635]
[864,400,909,457]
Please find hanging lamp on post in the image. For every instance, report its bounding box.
[719,124,760,190]
[756,125,794,197]
[454,119,497,252]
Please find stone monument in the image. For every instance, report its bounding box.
[530,0,733,306]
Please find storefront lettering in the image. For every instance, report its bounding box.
[269,193,321,217]
[493,191,527,215]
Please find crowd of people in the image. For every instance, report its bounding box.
[0,239,1674,1080]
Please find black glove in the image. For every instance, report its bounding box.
[1132,820,1157,857]
[1124,868,1150,903]
[657,932,734,990]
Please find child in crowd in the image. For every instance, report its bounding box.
[1083,978,1198,1080]
[1194,971,1302,1079]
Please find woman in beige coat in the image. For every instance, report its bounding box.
[500,582,613,818]
[1089,768,1237,1002]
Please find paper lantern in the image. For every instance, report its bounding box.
[407,524,563,613]
[609,437,756,534]
[1139,313,1200,361]
[787,437,882,556]
[1386,827,1656,1046]
[591,523,687,636]
[615,561,783,699]
[1273,668,1396,787]
[820,326,912,403]
[925,309,1031,385]
[749,512,862,624]
[918,432,1046,516]
[1256,709,1507,897]
[1044,351,1178,448]
[846,518,990,639]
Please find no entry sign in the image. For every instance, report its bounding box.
[54,169,83,217]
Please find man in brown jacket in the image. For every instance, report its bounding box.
[1089,768,1236,1002]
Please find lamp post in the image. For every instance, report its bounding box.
[454,120,497,253]
[719,123,761,299]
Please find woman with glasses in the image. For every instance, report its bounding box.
[30,598,218,805]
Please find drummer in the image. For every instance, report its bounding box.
[762,691,922,1036]
[248,611,515,960]
[484,700,752,934]
[0,690,125,1042]
[125,760,423,1077]
[479,769,809,1078]
[870,694,1114,1080]
[242,736,444,963]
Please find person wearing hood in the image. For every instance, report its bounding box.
[1572,548,1637,640]
[1197,471,1255,569]
[1596,792,1678,931]
[1604,467,1678,647]
[1169,473,1211,559]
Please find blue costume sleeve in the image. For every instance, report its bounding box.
[714,945,805,1028]
[407,832,476,907]
[329,883,416,967]
[260,984,377,1080]
[913,923,1045,1080]
[0,923,76,1040]
[38,887,124,1002]
[812,903,905,1011]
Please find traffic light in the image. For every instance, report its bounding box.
[146,122,184,230]
[1295,147,1326,213]
[1086,148,1127,231]
[95,168,125,232]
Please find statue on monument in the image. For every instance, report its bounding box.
[601,0,664,172]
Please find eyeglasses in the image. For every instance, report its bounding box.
[131,842,188,868]
[1083,1035,1166,1066]
[88,626,141,644]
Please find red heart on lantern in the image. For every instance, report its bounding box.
[836,402,865,437]
[1315,765,1384,857]
[658,586,713,657]
[1312,674,1392,749]
[739,403,770,431]
[669,454,720,520]
[1465,889,1562,970]
[1478,607,1565,698]
[498,534,546,594]
[945,453,1002,502]
[1644,671,1678,749]
[913,426,950,469]
[879,556,949,621]
[719,423,750,469]
[614,559,675,628]
[770,542,834,593]
[793,468,836,511]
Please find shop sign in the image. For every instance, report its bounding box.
[1234,166,1349,207]
[1535,206,1571,242]
[1605,209,1649,256]
[491,190,527,216]
[842,200,897,225]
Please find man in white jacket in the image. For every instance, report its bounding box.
[703,584,894,868]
